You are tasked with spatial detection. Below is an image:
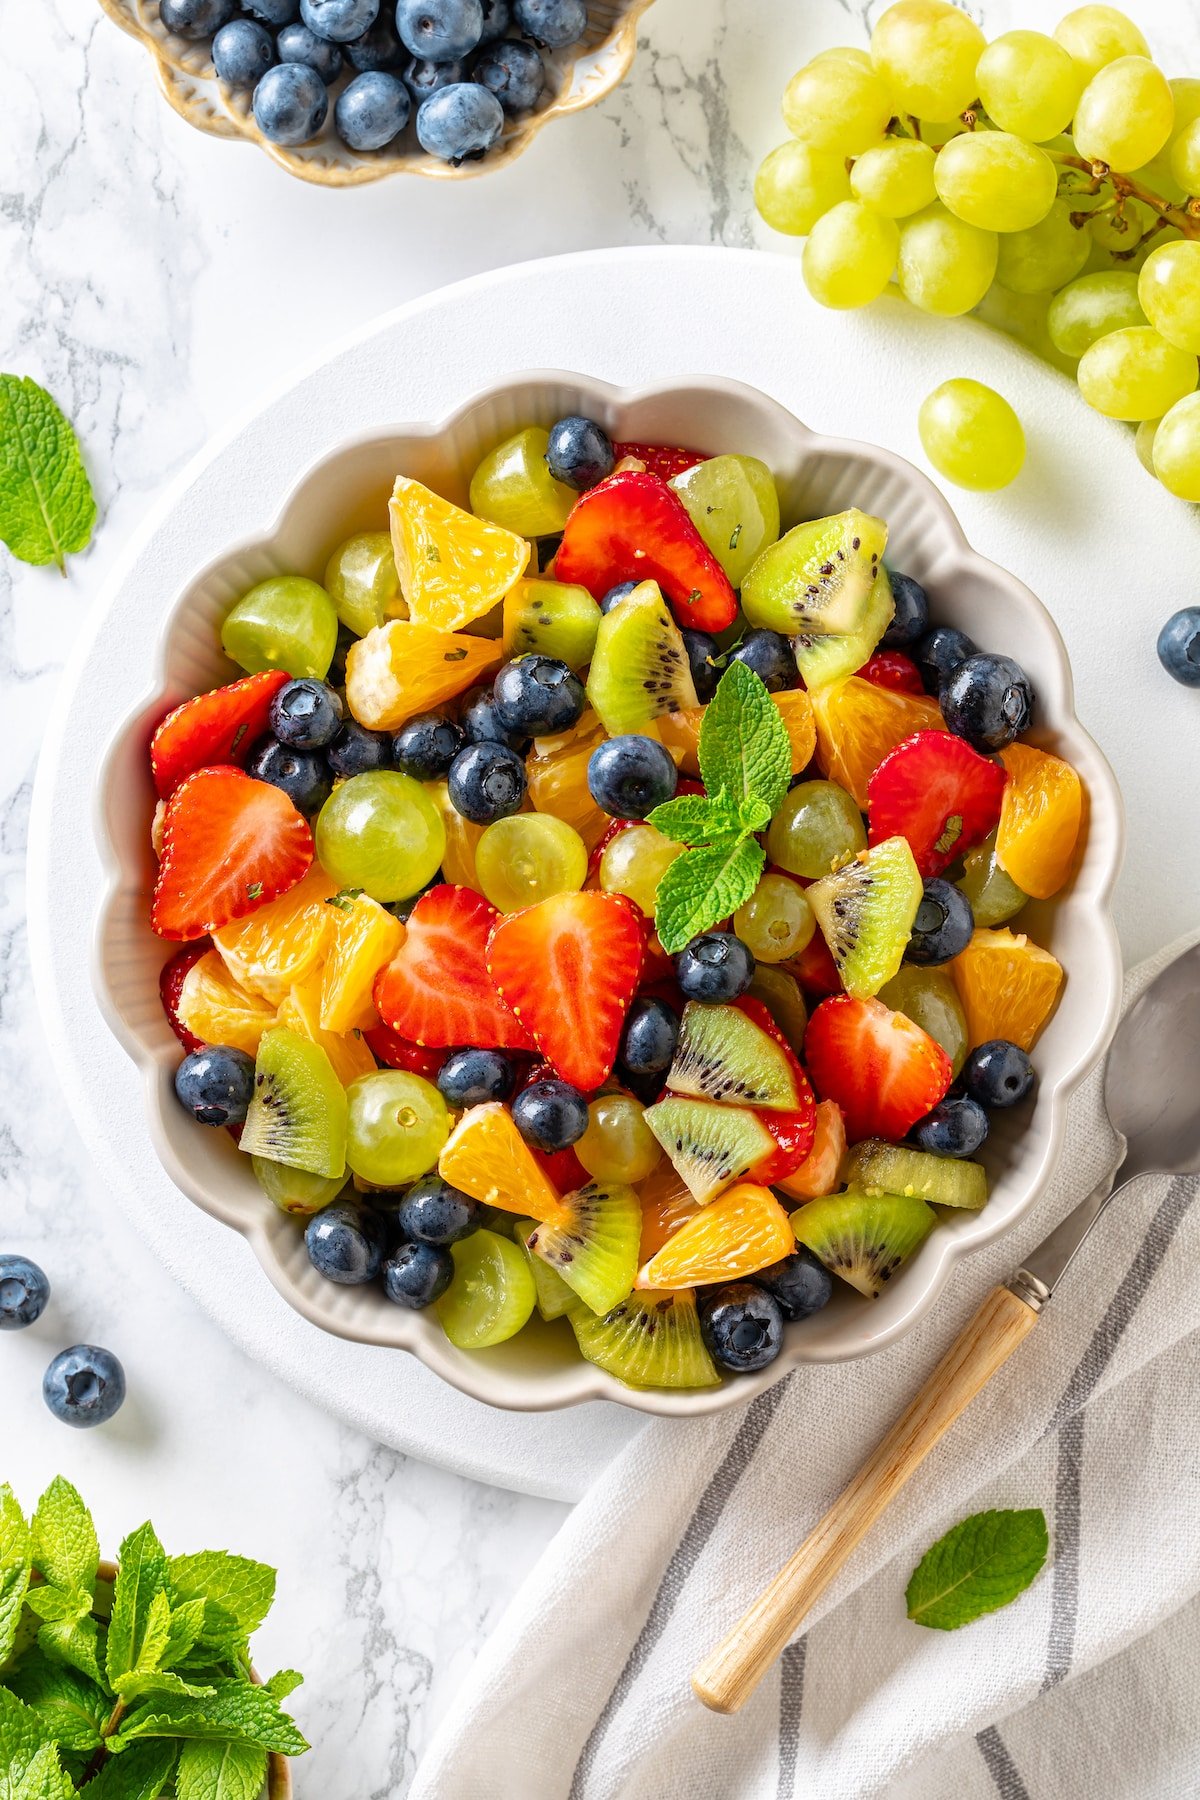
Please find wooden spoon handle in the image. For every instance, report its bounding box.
[691,1283,1040,1715]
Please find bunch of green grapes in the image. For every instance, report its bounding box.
[756,1,1200,502]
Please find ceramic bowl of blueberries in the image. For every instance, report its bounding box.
[96,0,653,184]
[93,370,1123,1416]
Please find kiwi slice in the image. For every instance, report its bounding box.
[240,1027,348,1180]
[843,1140,988,1210]
[747,965,807,1056]
[792,1187,935,1298]
[511,1217,577,1320]
[793,568,895,691]
[741,508,888,637]
[503,577,601,672]
[585,581,699,736]
[526,1182,641,1317]
[644,1097,774,1204]
[571,1289,719,1389]
[251,1156,346,1218]
[808,835,923,1000]
[667,1002,801,1110]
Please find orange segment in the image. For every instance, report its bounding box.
[995,744,1083,900]
[320,894,404,1033]
[345,621,502,732]
[811,676,945,808]
[951,928,1065,1051]
[774,689,817,776]
[278,974,377,1087]
[654,706,703,776]
[526,711,611,851]
[390,476,530,631]
[212,866,338,1004]
[635,1183,794,1290]
[438,1103,562,1222]
[775,1099,847,1200]
[424,779,486,891]
[637,1160,701,1263]
[175,950,277,1056]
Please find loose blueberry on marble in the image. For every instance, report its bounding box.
[587,734,677,819]
[915,624,978,694]
[512,0,587,49]
[252,61,329,143]
[618,996,679,1077]
[416,82,505,163]
[43,1346,126,1429]
[699,1283,784,1372]
[174,1046,257,1127]
[1157,607,1200,687]
[396,0,484,60]
[726,628,796,692]
[0,1255,50,1331]
[246,737,333,813]
[276,20,344,80]
[492,655,585,736]
[392,711,465,779]
[158,0,238,39]
[676,932,755,1004]
[300,0,380,41]
[336,70,412,148]
[305,1202,384,1284]
[681,627,720,701]
[212,20,276,85]
[545,415,615,492]
[962,1039,1036,1109]
[383,1241,454,1308]
[394,1175,478,1245]
[881,571,930,648]
[345,12,406,69]
[754,1249,834,1322]
[914,1093,990,1158]
[271,678,344,749]
[327,719,392,777]
[941,653,1034,752]
[475,39,546,112]
[447,740,527,823]
[402,55,467,99]
[905,878,974,965]
[437,1047,516,1108]
[511,1079,589,1152]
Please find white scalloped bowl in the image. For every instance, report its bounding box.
[93,372,1124,1417]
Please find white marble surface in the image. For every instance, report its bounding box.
[5,0,1200,1791]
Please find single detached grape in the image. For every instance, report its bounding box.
[803,202,899,311]
[1076,326,1198,421]
[849,139,937,219]
[221,576,339,681]
[878,964,968,1074]
[976,30,1082,142]
[919,379,1026,492]
[475,813,587,913]
[1151,392,1200,500]
[576,1094,661,1183]
[765,780,866,880]
[781,56,894,157]
[756,141,851,236]
[1047,271,1147,357]
[1139,241,1200,355]
[324,532,403,638]
[437,1228,536,1350]
[957,832,1028,927]
[870,0,986,121]
[1073,57,1174,173]
[733,874,815,964]
[315,771,446,901]
[995,202,1090,297]
[897,204,998,317]
[345,1069,450,1188]
[469,426,576,538]
[599,823,683,918]
[668,454,781,587]
[933,132,1057,235]
[1053,6,1149,85]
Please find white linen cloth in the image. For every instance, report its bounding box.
[410,936,1200,1800]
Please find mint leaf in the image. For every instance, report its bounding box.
[31,1479,98,1602]
[0,1688,53,1799]
[0,376,97,571]
[82,1742,178,1800]
[162,1600,207,1670]
[109,1677,308,1756]
[167,1556,275,1641]
[8,1743,72,1800]
[106,1525,169,1690]
[0,1487,32,1666]
[36,1617,105,1688]
[906,1508,1049,1630]
[8,1651,106,1752]
[646,794,742,847]
[115,1670,215,1703]
[263,1670,302,1703]
[177,1740,268,1800]
[698,662,791,819]
[654,838,766,954]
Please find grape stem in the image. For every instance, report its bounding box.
[1051,151,1200,241]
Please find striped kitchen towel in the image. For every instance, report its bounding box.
[410,936,1200,1800]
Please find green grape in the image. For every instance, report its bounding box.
[958,832,1029,926]
[850,139,938,218]
[1077,326,1198,420]
[475,813,587,914]
[1139,241,1200,353]
[746,965,807,1054]
[221,576,339,681]
[1074,58,1175,173]
[1135,415,1161,473]
[896,204,998,315]
[733,874,815,963]
[975,31,1083,143]
[315,772,445,902]
[974,286,1079,378]
[917,117,969,150]
[918,378,1026,491]
[870,0,984,121]
[1151,391,1200,499]
[669,455,781,587]
[878,966,969,1075]
[755,141,852,236]
[345,1070,449,1188]
[599,824,683,919]
[1168,76,1200,138]
[438,1229,537,1350]
[781,57,895,157]
[469,427,576,538]
[577,1095,661,1184]
[1170,118,1200,194]
[995,201,1090,295]
[765,780,866,880]
[251,1156,345,1218]
[324,533,403,640]
[802,202,900,310]
[933,133,1057,234]
[1053,6,1150,85]
[811,47,874,71]
[1046,270,1147,356]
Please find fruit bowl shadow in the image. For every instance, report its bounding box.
[92,372,1124,1418]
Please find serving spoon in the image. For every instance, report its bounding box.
[692,940,1200,1715]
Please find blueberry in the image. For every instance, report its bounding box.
[383,1241,454,1307]
[962,1039,1036,1109]
[941,653,1034,752]
[43,1346,126,1429]
[619,996,679,1076]
[243,0,300,21]
[212,19,275,84]
[271,678,344,749]
[174,1045,256,1127]
[512,0,586,49]
[392,711,465,779]
[300,0,380,41]
[915,624,978,694]
[754,1249,833,1322]
[437,1047,516,1107]
[0,1255,50,1330]
[587,735,677,819]
[478,0,510,42]
[914,1093,989,1158]
[599,581,638,615]
[726,629,796,693]
[676,932,755,1004]
[681,627,720,701]
[276,20,344,78]
[327,719,392,776]
[397,0,484,59]
[545,415,614,492]
[305,1202,384,1284]
[245,736,333,813]
[882,571,930,648]
[906,879,974,965]
[512,1079,588,1152]
[252,61,329,142]
[461,686,529,752]
[402,54,466,98]
[1157,607,1200,687]
[394,1174,478,1245]
[699,1283,784,1373]
[417,79,504,159]
[336,69,411,146]
[346,13,406,68]
[447,741,527,823]
[474,37,545,111]
[387,871,443,920]
[158,0,238,37]
[492,656,585,735]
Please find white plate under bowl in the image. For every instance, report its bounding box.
[90,364,1123,1417]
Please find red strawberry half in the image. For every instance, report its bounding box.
[867,730,1007,879]
[151,671,291,799]
[804,995,952,1143]
[486,891,645,1091]
[860,650,924,696]
[152,768,312,941]
[159,940,211,1052]
[612,442,708,481]
[555,470,738,635]
[733,997,817,1183]
[363,1024,445,1081]
[373,886,534,1051]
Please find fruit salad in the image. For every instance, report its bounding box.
[145,410,1083,1393]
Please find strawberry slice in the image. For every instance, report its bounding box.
[150,671,291,799]
[152,768,312,941]
[363,1024,445,1081]
[612,443,708,481]
[555,470,738,634]
[788,930,842,998]
[373,886,534,1051]
[733,998,817,1184]
[860,650,924,696]
[487,891,645,1091]
[867,730,1007,879]
[804,995,952,1143]
[533,1145,589,1195]
[159,940,212,1052]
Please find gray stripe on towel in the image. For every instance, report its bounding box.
[776,1638,807,1799]
[976,1725,1032,1800]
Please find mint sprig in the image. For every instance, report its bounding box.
[648,662,791,953]
[0,376,97,573]
[906,1507,1049,1630]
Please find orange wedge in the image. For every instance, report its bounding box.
[438,1103,562,1222]
[635,1183,794,1290]
[390,476,530,632]
[774,1099,847,1200]
[773,689,817,776]
[637,1160,701,1263]
[175,950,277,1056]
[278,974,377,1087]
[811,676,945,808]
[212,866,338,1004]
[995,744,1083,900]
[345,621,503,732]
[526,710,611,851]
[951,928,1065,1051]
[320,893,404,1033]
